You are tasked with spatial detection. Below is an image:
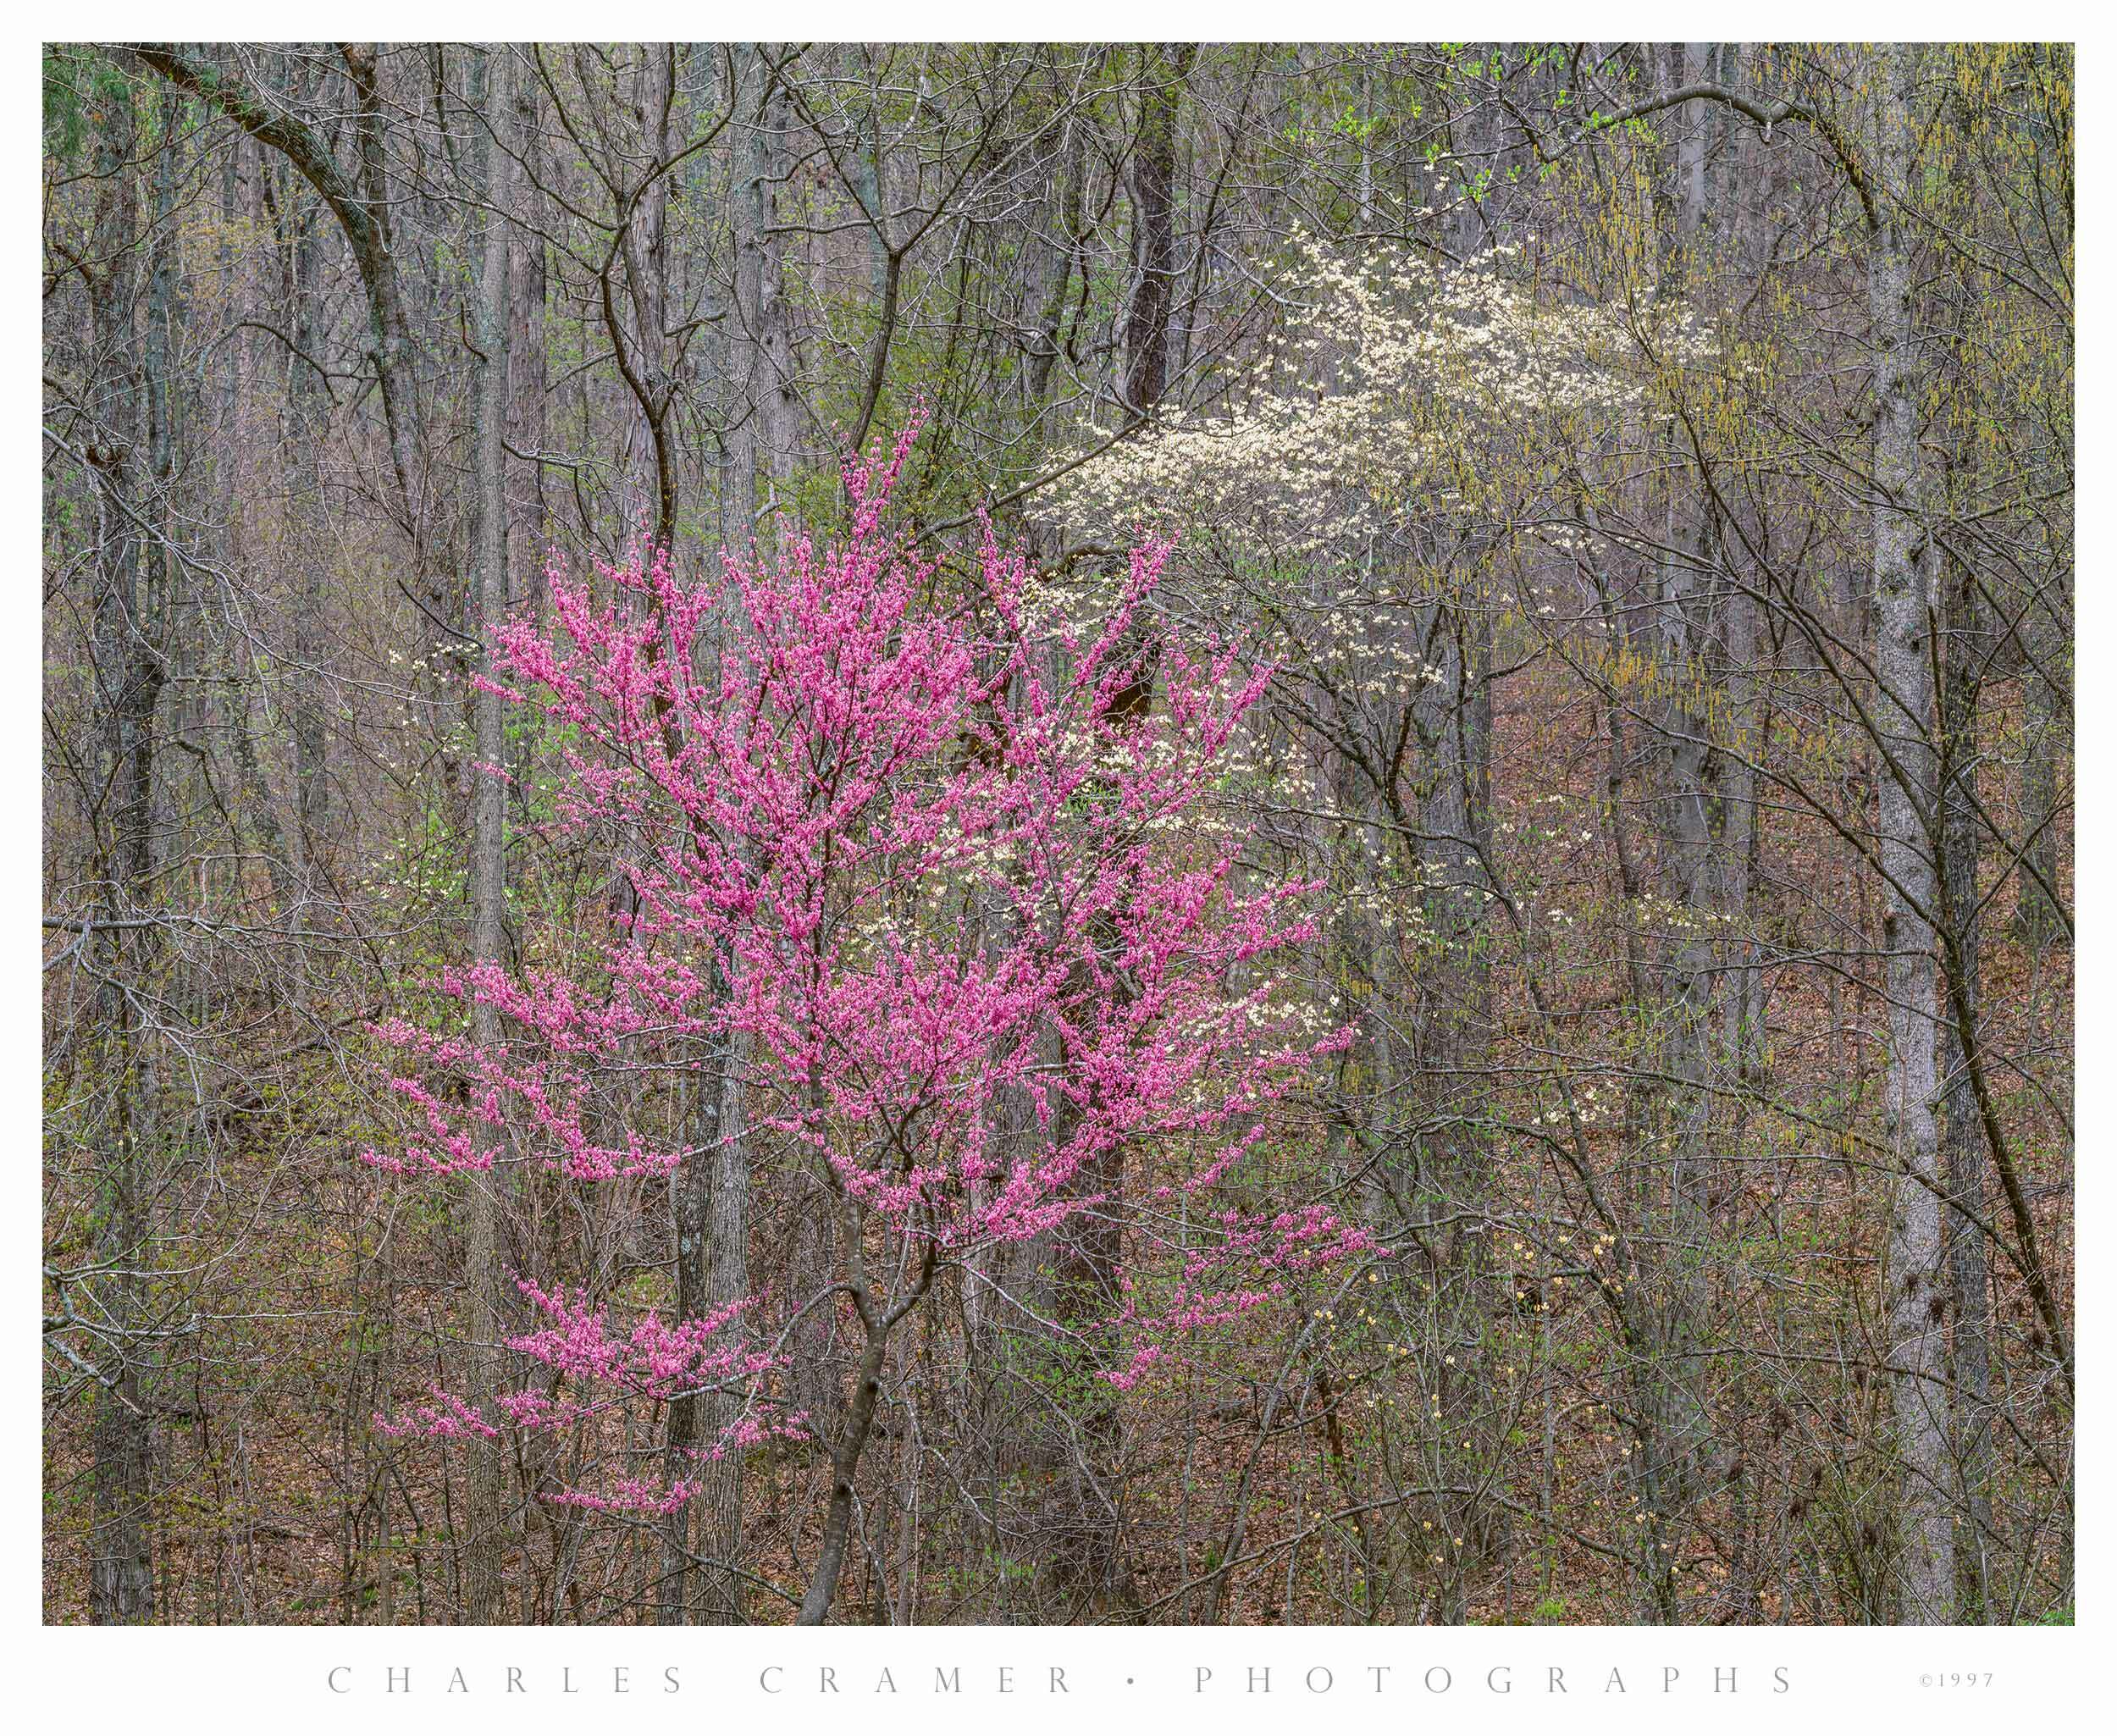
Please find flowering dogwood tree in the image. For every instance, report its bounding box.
[364,422,1369,1622]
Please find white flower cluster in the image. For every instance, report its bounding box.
[1042,233,1721,559]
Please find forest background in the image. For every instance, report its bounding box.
[39,38,2074,1628]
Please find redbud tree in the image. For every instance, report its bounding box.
[366,423,1373,1622]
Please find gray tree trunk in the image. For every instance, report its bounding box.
[725,43,800,557]
[1937,516,1994,1623]
[85,70,159,1628]
[460,43,517,1626]
[2014,601,2069,946]
[1870,40,1954,1625]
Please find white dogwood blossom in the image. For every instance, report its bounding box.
[1042,233,1721,559]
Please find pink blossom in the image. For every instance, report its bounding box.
[363,417,1368,1507]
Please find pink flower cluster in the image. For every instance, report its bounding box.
[364,415,1372,1502]
[501,1280,777,1401]
[1103,1204,1385,1390]
[372,1280,794,1512]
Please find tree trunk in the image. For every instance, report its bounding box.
[84,65,160,1628]
[798,1318,892,1625]
[1938,528,1994,1623]
[459,43,517,1626]
[2014,601,2069,946]
[1121,45,1193,414]
[1870,40,1954,1625]
[666,1015,749,1624]
[795,1222,933,1626]
[726,43,800,556]
[507,71,549,618]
